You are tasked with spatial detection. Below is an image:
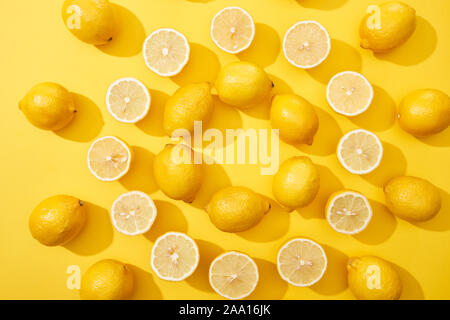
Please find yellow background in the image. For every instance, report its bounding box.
[1,0,449,300]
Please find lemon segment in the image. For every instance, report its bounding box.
[347,256,402,300]
[106,78,151,123]
[327,71,374,116]
[143,28,190,77]
[80,259,134,300]
[151,232,199,281]
[384,175,441,222]
[277,238,327,287]
[398,89,450,137]
[111,191,157,236]
[211,7,255,54]
[337,129,383,175]
[19,82,76,131]
[87,136,132,181]
[326,190,372,235]
[29,195,86,246]
[283,21,331,69]
[209,251,259,300]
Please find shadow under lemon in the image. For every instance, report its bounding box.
[310,244,348,296]
[351,85,397,132]
[238,23,281,68]
[191,163,231,211]
[144,200,187,242]
[353,199,397,245]
[416,128,450,147]
[171,43,220,87]
[391,262,425,300]
[296,164,344,219]
[119,146,158,195]
[129,265,163,300]
[186,240,224,293]
[297,106,343,156]
[56,93,104,142]
[237,198,290,243]
[249,258,288,300]
[362,142,407,187]
[136,89,169,137]
[307,39,362,84]
[374,17,437,66]
[296,0,348,11]
[64,202,113,255]
[96,4,146,57]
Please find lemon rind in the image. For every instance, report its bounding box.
[150,232,200,282]
[106,77,151,124]
[337,129,383,175]
[87,136,132,182]
[277,238,327,287]
[209,251,259,300]
[143,28,190,77]
[326,71,374,117]
[283,20,331,69]
[326,191,373,235]
[111,191,157,236]
[210,7,255,54]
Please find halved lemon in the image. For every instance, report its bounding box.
[337,129,383,175]
[283,21,331,69]
[143,28,190,77]
[151,232,199,281]
[87,136,132,181]
[277,238,327,287]
[326,190,372,235]
[327,71,373,116]
[106,78,151,123]
[209,251,259,300]
[211,7,255,54]
[111,191,157,236]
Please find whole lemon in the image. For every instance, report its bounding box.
[163,82,214,136]
[273,156,320,210]
[206,186,270,233]
[270,94,319,145]
[29,195,86,246]
[347,256,402,300]
[398,89,450,137]
[80,259,134,300]
[215,61,273,109]
[62,0,116,45]
[19,83,76,131]
[384,175,441,221]
[153,144,203,203]
[360,1,416,53]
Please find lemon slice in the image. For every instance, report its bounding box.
[326,190,372,235]
[209,251,259,300]
[327,71,373,116]
[143,28,190,77]
[111,191,157,236]
[87,136,132,181]
[151,232,199,281]
[283,21,331,69]
[337,129,383,175]
[277,238,327,287]
[106,78,151,123]
[211,7,255,54]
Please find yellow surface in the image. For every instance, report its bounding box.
[0,0,449,300]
